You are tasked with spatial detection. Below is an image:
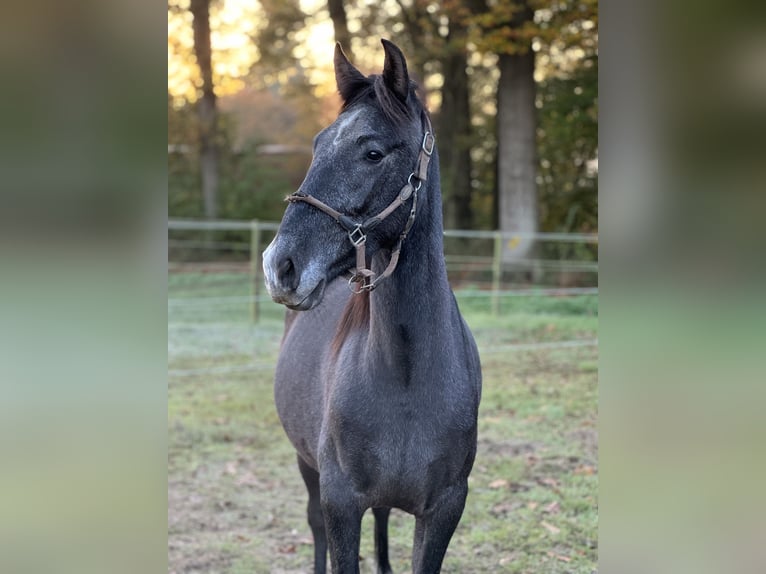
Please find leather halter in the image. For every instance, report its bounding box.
[286,114,435,294]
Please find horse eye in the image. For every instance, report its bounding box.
[366,150,384,162]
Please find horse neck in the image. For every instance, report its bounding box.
[367,168,453,350]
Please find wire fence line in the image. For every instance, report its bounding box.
[169,219,280,232]
[168,339,599,379]
[168,240,598,272]
[168,287,599,309]
[168,219,598,377]
[168,218,597,243]
[168,218,597,320]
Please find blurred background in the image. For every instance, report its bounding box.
[167,0,597,253]
[167,0,599,358]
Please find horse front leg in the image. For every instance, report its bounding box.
[412,483,468,574]
[297,456,327,574]
[320,473,363,573]
[372,507,393,574]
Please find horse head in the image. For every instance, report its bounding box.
[263,39,430,310]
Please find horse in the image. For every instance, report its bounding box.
[262,39,482,574]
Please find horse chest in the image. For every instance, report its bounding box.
[321,375,472,510]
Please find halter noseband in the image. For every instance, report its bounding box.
[286,115,435,294]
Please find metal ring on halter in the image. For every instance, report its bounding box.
[407,173,423,192]
[347,274,367,294]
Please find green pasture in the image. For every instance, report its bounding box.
[168,271,598,573]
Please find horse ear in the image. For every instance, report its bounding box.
[334,43,366,103]
[381,39,410,103]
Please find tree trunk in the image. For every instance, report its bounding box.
[328,0,354,60]
[190,0,219,219]
[197,96,218,220]
[496,26,537,263]
[392,0,429,89]
[438,23,473,231]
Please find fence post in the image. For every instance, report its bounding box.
[492,231,502,316]
[250,220,261,325]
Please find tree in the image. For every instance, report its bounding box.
[496,1,538,261]
[438,8,475,230]
[328,0,354,59]
[253,0,307,87]
[341,1,477,229]
[537,54,598,235]
[469,0,598,257]
[189,0,219,219]
[469,0,538,259]
[170,0,598,239]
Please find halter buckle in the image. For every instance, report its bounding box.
[348,225,366,247]
[421,131,435,156]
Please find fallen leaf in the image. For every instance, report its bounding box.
[235,472,259,486]
[541,521,560,535]
[489,478,509,489]
[543,501,560,514]
[491,501,522,516]
[574,465,595,475]
[527,501,539,510]
[498,553,518,566]
[278,544,296,554]
[224,461,237,476]
[546,551,571,562]
[536,476,563,495]
[509,482,530,493]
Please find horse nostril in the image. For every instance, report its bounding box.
[277,257,298,290]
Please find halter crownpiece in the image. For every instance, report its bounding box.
[287,114,434,294]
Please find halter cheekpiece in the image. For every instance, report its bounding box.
[286,115,435,294]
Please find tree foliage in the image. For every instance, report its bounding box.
[167,0,598,237]
[169,91,310,223]
[537,54,598,234]
[253,0,307,86]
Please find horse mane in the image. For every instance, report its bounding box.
[331,290,370,357]
[330,75,428,357]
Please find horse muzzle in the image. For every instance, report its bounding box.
[263,239,327,311]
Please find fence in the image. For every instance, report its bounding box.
[168,218,598,324]
[168,219,598,378]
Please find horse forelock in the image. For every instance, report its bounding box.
[340,75,422,128]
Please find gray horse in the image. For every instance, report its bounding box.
[263,39,482,574]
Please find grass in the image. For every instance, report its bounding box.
[168,271,598,573]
